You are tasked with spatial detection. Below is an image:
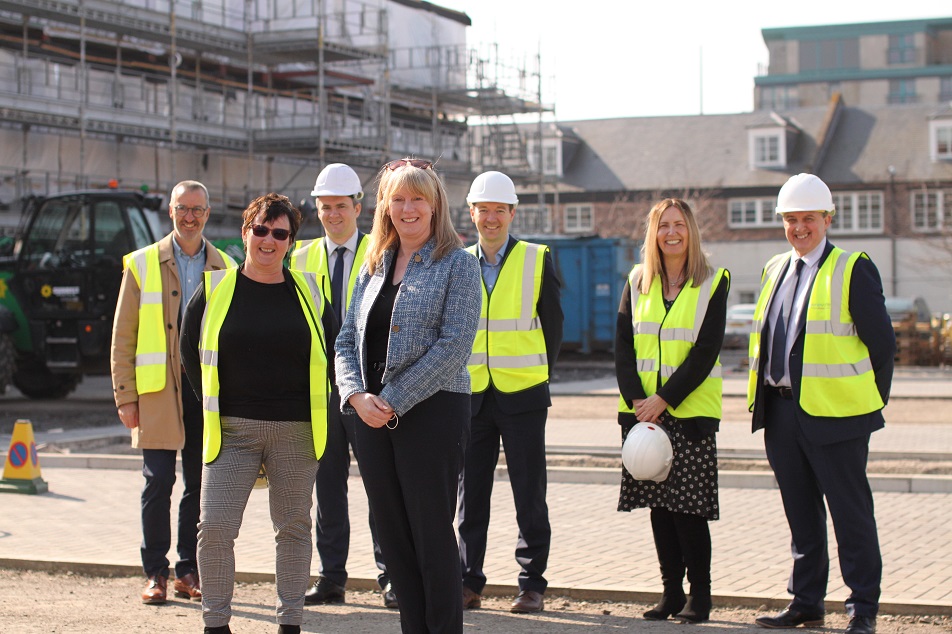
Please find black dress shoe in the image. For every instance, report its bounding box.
[303,576,345,605]
[510,590,544,614]
[277,625,301,634]
[756,607,825,628]
[846,615,876,634]
[382,582,399,609]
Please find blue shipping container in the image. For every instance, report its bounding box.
[532,235,639,354]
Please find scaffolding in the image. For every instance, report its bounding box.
[0,0,552,233]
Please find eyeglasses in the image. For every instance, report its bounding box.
[249,224,291,241]
[173,205,208,218]
[385,158,433,171]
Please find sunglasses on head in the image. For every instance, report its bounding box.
[249,224,291,241]
[386,158,433,171]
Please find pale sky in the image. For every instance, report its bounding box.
[435,1,952,121]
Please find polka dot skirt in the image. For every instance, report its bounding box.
[617,412,719,520]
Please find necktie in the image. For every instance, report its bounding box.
[331,245,346,324]
[769,258,804,384]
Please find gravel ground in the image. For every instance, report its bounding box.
[1,570,949,634]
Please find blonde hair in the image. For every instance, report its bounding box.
[366,160,462,274]
[638,198,713,294]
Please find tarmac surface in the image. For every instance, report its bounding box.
[1,368,951,616]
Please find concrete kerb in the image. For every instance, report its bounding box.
[1,559,948,617]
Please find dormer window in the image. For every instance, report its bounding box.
[748,128,787,169]
[931,120,952,161]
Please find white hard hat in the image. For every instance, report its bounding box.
[311,163,363,199]
[776,173,835,217]
[466,171,518,206]
[622,422,673,482]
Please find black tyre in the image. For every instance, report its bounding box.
[12,364,81,399]
[0,333,15,395]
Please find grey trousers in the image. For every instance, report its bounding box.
[199,416,319,628]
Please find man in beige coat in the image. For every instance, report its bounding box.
[110,181,231,605]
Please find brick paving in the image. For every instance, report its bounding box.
[0,466,949,613]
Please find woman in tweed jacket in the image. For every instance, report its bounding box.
[335,158,481,634]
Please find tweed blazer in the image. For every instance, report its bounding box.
[335,237,482,417]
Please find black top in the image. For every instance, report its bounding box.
[615,272,730,436]
[365,259,399,394]
[180,266,339,423]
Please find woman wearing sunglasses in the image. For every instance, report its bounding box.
[335,158,481,633]
[180,193,337,634]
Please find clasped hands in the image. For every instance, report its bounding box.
[348,392,397,429]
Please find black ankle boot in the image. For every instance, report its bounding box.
[676,591,712,624]
[643,586,687,620]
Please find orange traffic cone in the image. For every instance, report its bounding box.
[0,419,48,494]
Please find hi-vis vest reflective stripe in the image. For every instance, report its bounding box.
[123,244,166,394]
[197,268,329,464]
[618,266,726,419]
[747,248,884,417]
[290,237,368,311]
[467,241,548,394]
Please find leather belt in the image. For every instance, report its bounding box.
[766,385,794,400]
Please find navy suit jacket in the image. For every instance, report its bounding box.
[471,235,564,416]
[751,241,895,445]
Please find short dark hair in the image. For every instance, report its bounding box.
[241,193,302,242]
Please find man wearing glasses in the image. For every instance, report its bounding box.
[290,164,396,610]
[111,180,234,605]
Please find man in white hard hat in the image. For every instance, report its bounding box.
[290,164,395,609]
[748,174,894,634]
[457,170,563,614]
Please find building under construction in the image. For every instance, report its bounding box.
[0,0,550,235]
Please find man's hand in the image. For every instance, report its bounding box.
[117,402,139,429]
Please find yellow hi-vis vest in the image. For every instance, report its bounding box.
[747,248,884,417]
[123,244,166,394]
[467,241,549,394]
[197,268,329,463]
[290,236,368,311]
[122,243,237,395]
[618,266,727,419]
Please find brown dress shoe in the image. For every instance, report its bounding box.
[173,572,202,601]
[142,575,167,604]
[462,586,482,610]
[510,590,544,614]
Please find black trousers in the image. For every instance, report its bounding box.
[764,391,881,617]
[458,390,550,594]
[355,390,467,634]
[140,371,203,579]
[315,390,387,588]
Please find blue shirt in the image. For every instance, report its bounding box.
[172,237,207,319]
[476,238,510,294]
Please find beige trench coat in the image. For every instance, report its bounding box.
[110,233,231,450]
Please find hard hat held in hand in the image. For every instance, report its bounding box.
[312,163,363,199]
[466,171,518,206]
[775,173,835,217]
[622,422,673,483]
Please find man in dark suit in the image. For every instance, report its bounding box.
[749,174,895,634]
[457,171,563,614]
[289,163,395,609]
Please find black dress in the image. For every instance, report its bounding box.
[615,276,730,521]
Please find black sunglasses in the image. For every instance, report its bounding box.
[249,224,291,241]
[386,158,433,171]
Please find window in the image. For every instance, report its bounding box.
[941,77,952,102]
[511,205,551,234]
[911,190,952,232]
[888,79,917,104]
[887,34,916,64]
[759,86,797,111]
[564,205,593,233]
[798,38,859,72]
[748,130,785,169]
[830,192,883,233]
[728,198,780,228]
[930,120,952,161]
[526,139,562,177]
